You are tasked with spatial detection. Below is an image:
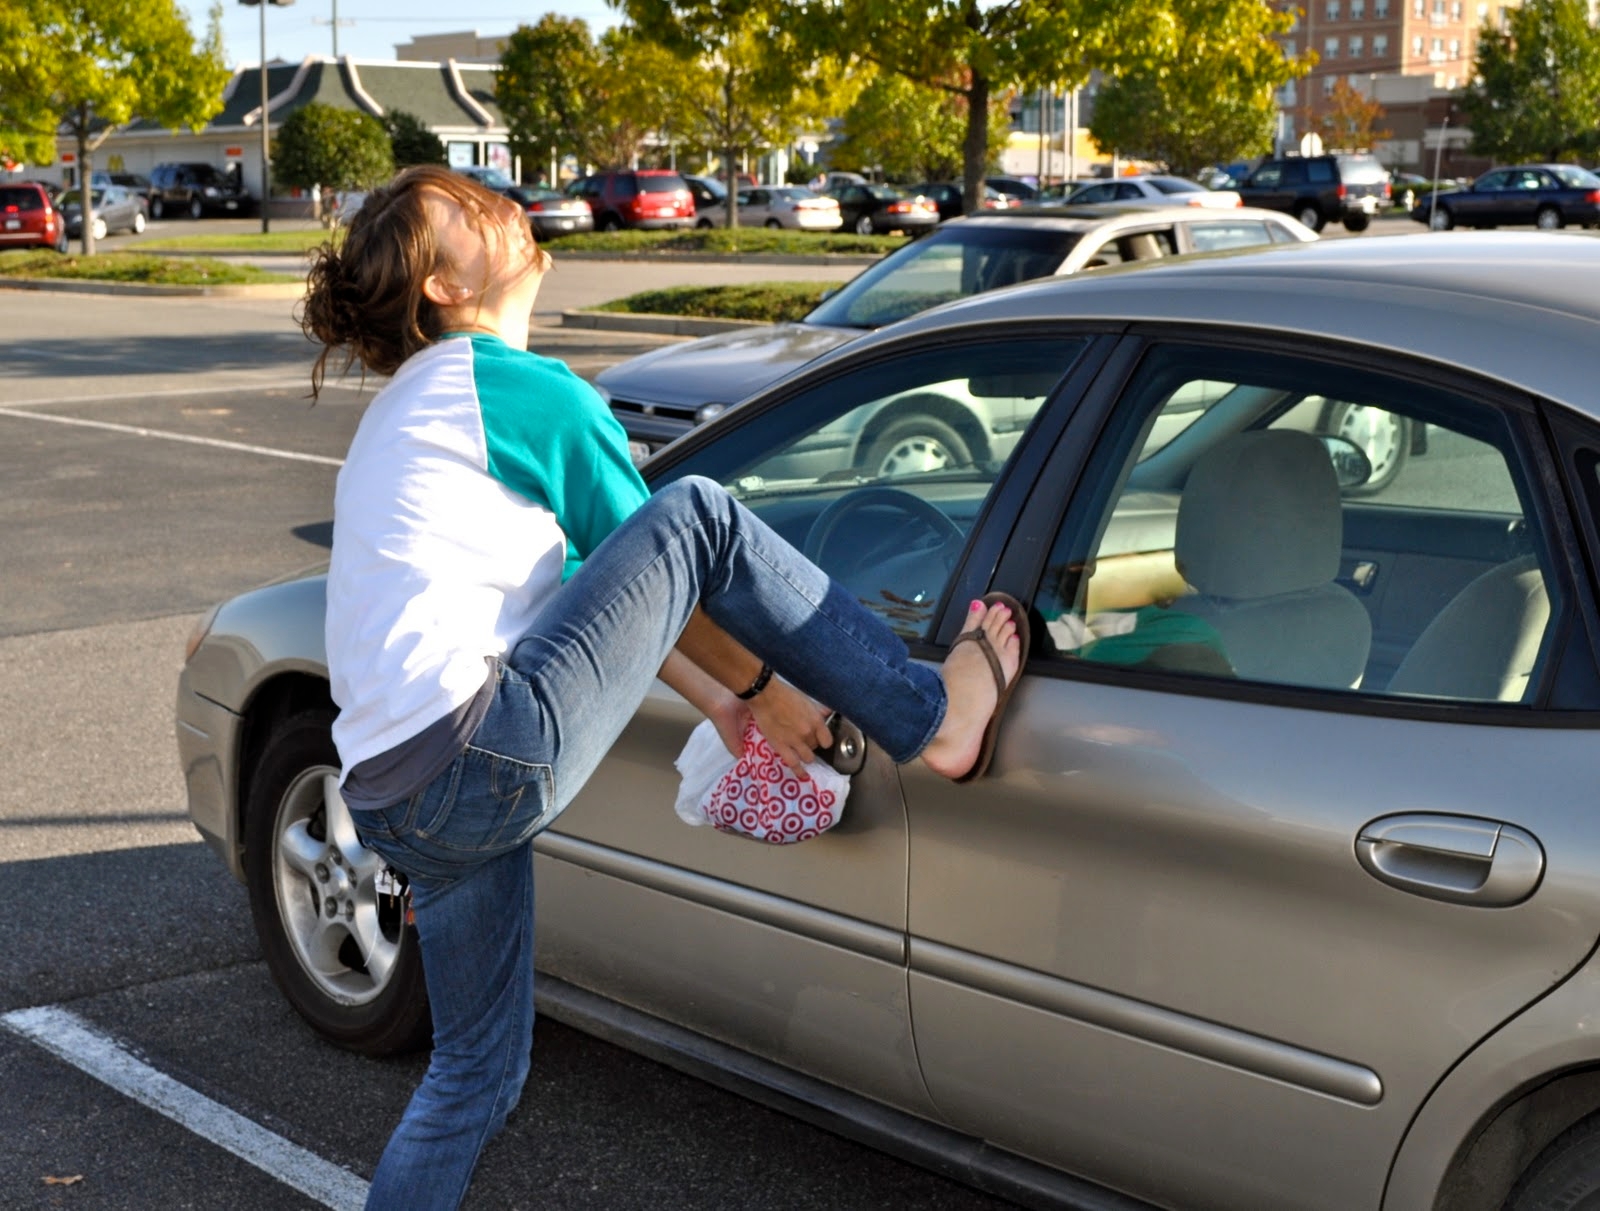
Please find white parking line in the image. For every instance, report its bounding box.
[0,406,344,467]
[1,1005,369,1210]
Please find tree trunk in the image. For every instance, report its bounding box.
[77,121,95,257]
[962,71,991,216]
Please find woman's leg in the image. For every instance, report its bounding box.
[508,475,948,811]
[355,831,537,1211]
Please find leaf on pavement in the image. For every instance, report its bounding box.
[42,1174,84,1185]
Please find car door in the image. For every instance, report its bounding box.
[1458,169,1510,224]
[538,330,1102,1121]
[904,330,1600,1211]
[739,187,767,226]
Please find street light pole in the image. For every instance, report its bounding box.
[240,0,293,235]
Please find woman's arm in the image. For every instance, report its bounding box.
[660,608,834,773]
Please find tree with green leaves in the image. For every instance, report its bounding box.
[792,0,1176,214]
[496,14,600,183]
[385,109,446,169]
[272,102,394,226]
[614,0,831,227]
[1460,0,1600,163]
[0,0,230,253]
[1088,0,1309,177]
[833,70,1010,183]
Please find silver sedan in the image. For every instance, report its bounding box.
[178,232,1600,1211]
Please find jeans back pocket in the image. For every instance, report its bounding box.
[410,744,555,856]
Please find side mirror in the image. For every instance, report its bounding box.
[1321,435,1373,490]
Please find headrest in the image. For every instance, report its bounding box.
[1175,430,1342,599]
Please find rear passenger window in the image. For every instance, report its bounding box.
[1033,343,1560,704]
[1189,221,1275,252]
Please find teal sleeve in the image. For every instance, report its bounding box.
[472,337,649,578]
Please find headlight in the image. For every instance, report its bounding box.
[203,186,219,197]
[695,402,729,424]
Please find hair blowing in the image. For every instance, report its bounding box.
[298,165,509,400]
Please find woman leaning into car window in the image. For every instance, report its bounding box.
[297,164,1024,1209]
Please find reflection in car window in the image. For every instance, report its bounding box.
[1187,221,1275,252]
[805,225,1081,328]
[1033,343,1557,703]
[657,338,1090,639]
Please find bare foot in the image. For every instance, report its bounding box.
[921,599,1020,780]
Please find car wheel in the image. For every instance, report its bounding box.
[695,218,713,229]
[1536,205,1564,230]
[1342,213,1371,233]
[600,213,623,233]
[1322,402,1410,494]
[765,218,783,229]
[854,214,875,236]
[132,211,146,234]
[188,196,204,220]
[150,197,164,220]
[1296,203,1324,232]
[243,708,431,1056]
[860,413,973,478]
[1430,205,1454,231]
[91,216,107,241]
[1506,1111,1600,1211]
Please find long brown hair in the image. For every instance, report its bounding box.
[298,165,540,399]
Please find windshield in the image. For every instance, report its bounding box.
[805,224,1080,329]
[1552,165,1600,188]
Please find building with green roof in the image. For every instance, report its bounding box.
[63,56,510,214]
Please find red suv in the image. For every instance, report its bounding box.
[565,170,695,232]
[0,182,68,252]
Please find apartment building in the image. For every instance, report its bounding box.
[1276,0,1520,147]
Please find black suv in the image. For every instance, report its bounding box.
[148,162,251,220]
[1235,154,1391,233]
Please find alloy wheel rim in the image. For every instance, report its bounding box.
[272,766,401,1006]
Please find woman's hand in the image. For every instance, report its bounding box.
[747,680,834,775]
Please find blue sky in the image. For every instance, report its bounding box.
[179,2,620,69]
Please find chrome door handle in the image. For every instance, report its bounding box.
[1355,813,1544,907]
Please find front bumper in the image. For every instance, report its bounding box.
[175,668,246,881]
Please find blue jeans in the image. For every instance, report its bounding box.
[351,476,947,1208]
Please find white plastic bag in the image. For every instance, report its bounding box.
[673,718,852,844]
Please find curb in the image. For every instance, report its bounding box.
[560,310,762,337]
[0,275,303,298]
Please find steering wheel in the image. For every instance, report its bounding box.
[803,487,966,571]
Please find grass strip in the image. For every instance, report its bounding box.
[593,281,849,324]
[134,226,898,258]
[0,250,298,285]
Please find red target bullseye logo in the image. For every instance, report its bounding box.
[705,719,850,845]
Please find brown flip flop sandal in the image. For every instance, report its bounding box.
[949,591,1029,783]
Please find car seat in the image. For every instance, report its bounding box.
[1169,430,1372,688]
[1384,555,1549,702]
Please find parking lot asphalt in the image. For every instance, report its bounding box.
[0,284,1019,1211]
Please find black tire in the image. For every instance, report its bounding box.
[854,213,875,236]
[53,224,69,254]
[1430,205,1454,231]
[1296,202,1325,232]
[1506,1110,1600,1211]
[860,413,972,478]
[1536,205,1564,231]
[243,709,431,1056]
[1321,402,1410,495]
[695,218,713,229]
[150,197,164,220]
[764,218,782,229]
[188,195,204,220]
[1343,213,1371,233]
[600,213,622,233]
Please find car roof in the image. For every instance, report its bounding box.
[853,232,1600,419]
[955,203,1295,231]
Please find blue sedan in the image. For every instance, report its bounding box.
[1411,163,1600,230]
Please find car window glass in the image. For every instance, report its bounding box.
[1249,165,1283,187]
[1553,165,1600,188]
[1074,184,1116,203]
[1187,220,1275,252]
[657,337,1090,640]
[1115,183,1144,200]
[1307,160,1337,184]
[1032,343,1557,703]
[805,225,1080,327]
[1337,157,1388,184]
[638,173,688,195]
[1284,162,1309,185]
[0,186,43,211]
[1477,171,1508,190]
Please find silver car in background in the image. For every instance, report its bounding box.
[596,204,1315,461]
[180,233,1600,1211]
